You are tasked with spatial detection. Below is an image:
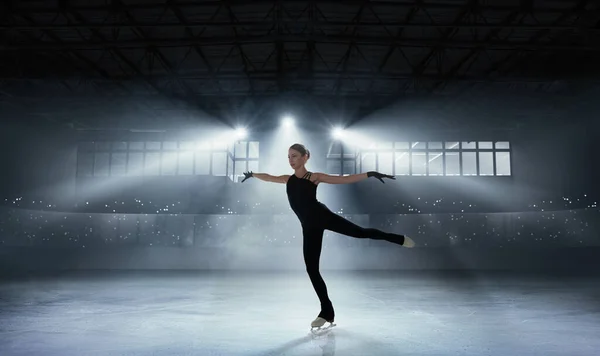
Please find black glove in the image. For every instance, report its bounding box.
[367,171,395,183]
[241,171,253,183]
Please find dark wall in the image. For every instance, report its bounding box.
[0,121,77,202]
[2,246,599,273]
[511,125,597,198]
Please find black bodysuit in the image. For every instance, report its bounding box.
[286,172,405,322]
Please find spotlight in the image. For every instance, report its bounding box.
[235,127,247,139]
[332,127,345,139]
[282,116,294,128]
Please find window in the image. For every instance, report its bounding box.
[129,142,144,150]
[76,137,511,179]
[342,140,512,177]
[112,142,127,150]
[395,151,409,176]
[94,153,109,176]
[248,142,259,159]
[144,152,160,175]
[350,140,512,177]
[494,142,511,176]
[445,142,459,150]
[232,141,260,181]
[162,141,177,150]
[395,142,409,149]
[234,141,247,158]
[248,160,259,174]
[445,152,460,176]
[495,141,510,149]
[327,142,342,159]
[327,160,341,175]
[479,141,493,149]
[77,139,260,180]
[411,152,427,176]
[361,153,376,172]
[462,152,477,176]
[479,152,494,176]
[78,142,95,151]
[146,141,161,150]
[462,141,476,149]
[178,151,194,175]
[378,152,393,175]
[496,152,511,175]
[326,142,356,176]
[127,152,144,175]
[343,160,355,175]
[77,153,94,177]
[161,152,177,175]
[110,153,127,176]
[235,160,247,178]
[227,155,233,181]
[428,152,443,176]
[180,141,195,150]
[96,142,110,150]
[412,141,426,149]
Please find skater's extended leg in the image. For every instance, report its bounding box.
[303,226,335,322]
[323,210,414,247]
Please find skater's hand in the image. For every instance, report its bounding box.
[241,171,253,183]
[367,171,395,183]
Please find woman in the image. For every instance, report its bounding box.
[241,143,415,329]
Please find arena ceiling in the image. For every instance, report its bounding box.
[1,0,599,129]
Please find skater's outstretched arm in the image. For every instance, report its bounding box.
[242,171,289,184]
[313,171,395,184]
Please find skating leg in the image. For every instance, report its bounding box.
[303,226,336,327]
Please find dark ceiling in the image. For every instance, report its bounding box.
[1,0,599,129]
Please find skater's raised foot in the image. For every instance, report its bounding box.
[402,235,415,248]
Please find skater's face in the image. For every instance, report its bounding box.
[288,148,307,169]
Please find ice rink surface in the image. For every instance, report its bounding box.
[1,270,599,356]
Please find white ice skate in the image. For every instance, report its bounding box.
[403,235,415,248]
[310,316,336,335]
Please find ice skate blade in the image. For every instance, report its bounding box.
[310,322,336,335]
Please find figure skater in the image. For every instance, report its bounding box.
[241,143,415,330]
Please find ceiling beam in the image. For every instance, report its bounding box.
[3,21,594,31]
[2,70,590,82]
[6,1,596,15]
[3,35,596,51]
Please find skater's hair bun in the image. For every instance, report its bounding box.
[290,143,310,158]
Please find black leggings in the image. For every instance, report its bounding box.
[301,209,405,321]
